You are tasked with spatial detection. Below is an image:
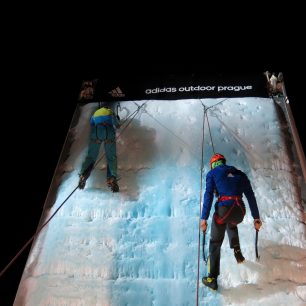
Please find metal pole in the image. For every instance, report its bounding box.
[281,76,306,182]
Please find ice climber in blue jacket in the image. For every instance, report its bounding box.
[200,153,262,290]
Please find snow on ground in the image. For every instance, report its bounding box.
[14,98,306,306]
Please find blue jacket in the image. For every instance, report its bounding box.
[201,164,260,220]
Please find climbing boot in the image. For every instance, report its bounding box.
[202,276,218,291]
[234,248,245,263]
[106,177,119,192]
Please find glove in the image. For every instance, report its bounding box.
[200,220,208,232]
[254,219,262,231]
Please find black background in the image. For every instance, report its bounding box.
[0,60,304,305]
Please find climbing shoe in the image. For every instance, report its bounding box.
[78,175,87,189]
[106,177,119,192]
[234,248,245,263]
[78,163,94,190]
[202,277,218,291]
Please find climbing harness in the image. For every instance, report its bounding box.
[213,196,246,225]
[95,124,112,142]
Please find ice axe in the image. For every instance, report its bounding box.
[255,229,260,261]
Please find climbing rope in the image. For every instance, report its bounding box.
[196,104,207,306]
[0,101,147,279]
[205,110,215,154]
[196,99,228,305]
[200,98,229,154]
[134,102,198,157]
[0,186,79,278]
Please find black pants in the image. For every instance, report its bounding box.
[208,204,245,278]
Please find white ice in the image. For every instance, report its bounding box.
[14,98,306,306]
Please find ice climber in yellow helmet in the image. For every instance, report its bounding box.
[78,103,120,192]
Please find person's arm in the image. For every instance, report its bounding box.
[243,174,262,230]
[90,116,95,126]
[200,219,208,232]
[243,175,260,219]
[200,172,215,231]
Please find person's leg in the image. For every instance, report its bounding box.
[203,217,226,290]
[104,127,117,179]
[79,127,101,189]
[225,204,246,263]
[80,128,101,175]
[104,126,119,192]
[227,223,245,263]
[227,223,240,249]
[208,218,226,278]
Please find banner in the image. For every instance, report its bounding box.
[78,73,269,102]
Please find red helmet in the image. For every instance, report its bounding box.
[210,153,226,169]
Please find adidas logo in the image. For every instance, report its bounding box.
[108,86,125,98]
